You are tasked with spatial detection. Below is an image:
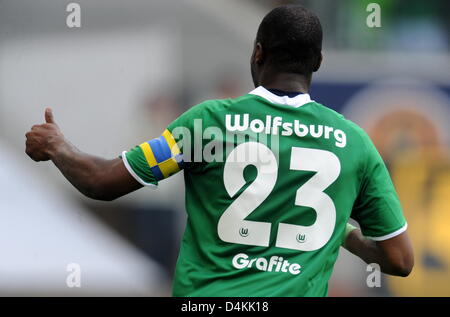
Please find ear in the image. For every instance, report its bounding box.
[254,42,264,65]
[313,53,323,72]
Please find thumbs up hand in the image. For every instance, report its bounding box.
[25,108,64,162]
[45,107,56,125]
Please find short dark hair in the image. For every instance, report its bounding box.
[256,5,323,75]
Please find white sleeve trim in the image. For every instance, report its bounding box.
[366,223,408,241]
[121,151,158,189]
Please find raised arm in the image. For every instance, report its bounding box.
[25,108,142,201]
[343,226,414,277]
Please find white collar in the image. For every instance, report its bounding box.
[249,86,313,108]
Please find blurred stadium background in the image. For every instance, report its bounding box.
[0,0,449,296]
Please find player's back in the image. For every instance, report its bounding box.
[168,86,376,296]
[123,86,406,296]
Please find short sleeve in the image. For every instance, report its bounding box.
[121,103,206,187]
[122,129,184,187]
[351,132,407,241]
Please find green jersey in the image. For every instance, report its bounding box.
[122,86,407,297]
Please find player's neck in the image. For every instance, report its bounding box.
[259,72,311,94]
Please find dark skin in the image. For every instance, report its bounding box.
[25,40,413,276]
[250,42,319,93]
[344,228,413,277]
[25,109,142,201]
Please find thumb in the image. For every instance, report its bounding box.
[45,107,56,124]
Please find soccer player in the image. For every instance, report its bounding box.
[25,5,413,296]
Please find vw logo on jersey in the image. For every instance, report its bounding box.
[296,234,306,243]
[239,228,249,237]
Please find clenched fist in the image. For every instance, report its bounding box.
[25,108,64,162]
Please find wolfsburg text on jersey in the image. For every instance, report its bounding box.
[226,114,347,148]
[170,114,348,163]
